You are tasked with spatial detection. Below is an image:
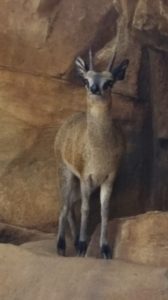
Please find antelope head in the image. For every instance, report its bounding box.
[75,49,129,98]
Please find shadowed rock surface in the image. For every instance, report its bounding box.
[0,222,54,244]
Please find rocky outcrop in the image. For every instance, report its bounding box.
[0,0,168,228]
[87,211,168,267]
[1,211,167,268]
[0,212,168,299]
[0,70,85,229]
[0,242,168,300]
[0,0,116,77]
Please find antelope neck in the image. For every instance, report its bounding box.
[86,96,114,145]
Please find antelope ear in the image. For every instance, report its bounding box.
[112,59,129,82]
[75,57,88,77]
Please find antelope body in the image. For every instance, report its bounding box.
[55,51,129,259]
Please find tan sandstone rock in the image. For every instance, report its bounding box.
[0,243,168,300]
[0,69,85,229]
[87,211,168,267]
[0,0,115,77]
[133,0,168,41]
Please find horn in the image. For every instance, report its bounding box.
[107,50,116,72]
[89,49,93,70]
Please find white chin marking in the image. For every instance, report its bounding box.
[89,92,102,97]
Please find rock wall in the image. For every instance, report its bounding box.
[0,0,167,230]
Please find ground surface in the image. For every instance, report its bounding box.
[0,239,168,300]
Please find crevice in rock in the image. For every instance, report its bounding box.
[45,12,60,42]
[0,223,53,245]
[148,48,168,211]
[137,47,154,211]
[159,138,168,150]
[40,0,62,43]
[0,64,69,84]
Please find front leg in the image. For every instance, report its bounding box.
[77,180,91,257]
[100,174,114,259]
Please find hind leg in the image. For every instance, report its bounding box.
[67,209,79,250]
[100,173,115,259]
[57,166,80,256]
[67,177,80,250]
[77,179,92,257]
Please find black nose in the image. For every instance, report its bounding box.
[90,84,100,95]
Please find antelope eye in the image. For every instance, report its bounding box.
[103,80,113,90]
[108,80,113,87]
[83,79,89,87]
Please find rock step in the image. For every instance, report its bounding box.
[87,211,168,267]
[20,211,168,267]
[0,243,168,300]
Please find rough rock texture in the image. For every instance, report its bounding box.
[0,0,120,77]
[0,0,168,228]
[0,243,168,300]
[87,211,168,267]
[0,222,54,244]
[0,70,85,229]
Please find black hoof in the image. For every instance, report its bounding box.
[76,240,87,257]
[57,237,66,256]
[100,244,112,259]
